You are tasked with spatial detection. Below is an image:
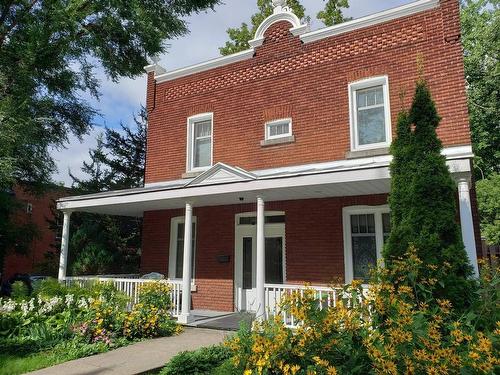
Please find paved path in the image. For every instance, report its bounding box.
[28,328,229,375]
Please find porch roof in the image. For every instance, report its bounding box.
[56,145,473,217]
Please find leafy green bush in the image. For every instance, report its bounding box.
[225,248,500,374]
[160,345,231,375]
[11,281,29,300]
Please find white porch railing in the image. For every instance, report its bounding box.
[63,276,182,317]
[265,283,344,328]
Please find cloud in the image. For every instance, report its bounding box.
[51,127,104,187]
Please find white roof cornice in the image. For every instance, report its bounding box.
[300,0,439,44]
[147,0,439,83]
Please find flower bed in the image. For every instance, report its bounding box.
[0,278,180,374]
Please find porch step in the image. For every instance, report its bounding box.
[187,312,255,331]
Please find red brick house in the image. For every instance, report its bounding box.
[57,0,480,324]
[3,186,65,280]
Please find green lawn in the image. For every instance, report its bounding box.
[0,337,132,375]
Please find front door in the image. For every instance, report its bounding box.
[234,213,285,312]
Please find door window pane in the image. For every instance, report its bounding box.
[242,237,253,289]
[356,86,386,145]
[351,214,376,280]
[382,213,391,243]
[265,237,283,284]
[192,120,212,168]
[175,222,196,279]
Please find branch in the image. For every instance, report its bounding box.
[0,0,40,47]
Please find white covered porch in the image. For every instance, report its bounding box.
[56,145,479,325]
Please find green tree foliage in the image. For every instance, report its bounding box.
[476,173,500,245]
[0,0,219,272]
[317,0,351,27]
[68,110,147,275]
[384,78,475,312]
[460,0,500,178]
[219,0,351,56]
[219,0,307,56]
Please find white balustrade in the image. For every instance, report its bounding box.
[264,283,343,328]
[63,275,182,317]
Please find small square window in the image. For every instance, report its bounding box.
[349,76,391,151]
[265,118,292,140]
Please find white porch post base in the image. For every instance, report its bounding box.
[255,196,266,319]
[58,211,72,281]
[180,202,194,322]
[178,313,194,324]
[458,179,479,278]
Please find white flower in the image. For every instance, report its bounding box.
[0,299,17,313]
[65,294,74,307]
[77,297,89,309]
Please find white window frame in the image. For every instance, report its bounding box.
[348,76,392,151]
[186,112,213,173]
[342,205,390,283]
[264,118,292,141]
[168,216,197,282]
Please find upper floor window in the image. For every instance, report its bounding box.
[348,76,391,151]
[187,113,213,172]
[265,118,292,141]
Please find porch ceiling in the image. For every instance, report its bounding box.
[56,146,473,217]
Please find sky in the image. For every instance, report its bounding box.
[51,0,413,186]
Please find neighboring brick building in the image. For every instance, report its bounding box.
[57,0,480,322]
[2,186,65,280]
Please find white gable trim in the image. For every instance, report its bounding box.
[300,0,439,44]
[185,162,257,187]
[249,9,308,48]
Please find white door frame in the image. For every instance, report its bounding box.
[234,211,286,312]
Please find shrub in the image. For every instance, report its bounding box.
[123,303,178,339]
[225,248,500,374]
[138,281,172,310]
[160,345,231,375]
[385,77,476,312]
[11,281,29,300]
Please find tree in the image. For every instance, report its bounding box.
[317,0,351,27]
[460,0,500,178]
[219,0,351,56]
[476,173,500,245]
[384,77,475,312]
[67,109,147,275]
[219,0,307,56]
[0,0,219,271]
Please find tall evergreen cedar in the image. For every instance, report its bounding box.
[384,78,475,312]
[67,109,147,275]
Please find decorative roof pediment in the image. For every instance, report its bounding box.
[185,163,257,187]
[249,0,309,48]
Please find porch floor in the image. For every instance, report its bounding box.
[186,310,255,331]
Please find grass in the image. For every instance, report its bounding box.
[0,337,132,375]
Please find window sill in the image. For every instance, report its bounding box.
[260,135,295,147]
[345,147,389,159]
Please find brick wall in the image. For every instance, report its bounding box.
[145,0,471,184]
[3,186,67,280]
[140,194,388,312]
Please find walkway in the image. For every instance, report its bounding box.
[28,327,228,375]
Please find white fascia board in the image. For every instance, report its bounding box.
[56,145,473,211]
[300,0,439,44]
[155,49,254,83]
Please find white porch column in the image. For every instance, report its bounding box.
[179,202,194,324]
[58,211,72,281]
[255,196,266,319]
[458,179,480,277]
